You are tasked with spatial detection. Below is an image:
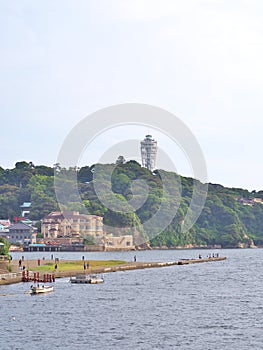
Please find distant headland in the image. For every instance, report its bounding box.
[0,161,263,251]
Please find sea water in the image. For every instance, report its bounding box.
[0,249,262,350]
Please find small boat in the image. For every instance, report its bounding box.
[70,274,90,284]
[70,274,104,284]
[88,274,104,284]
[30,285,54,294]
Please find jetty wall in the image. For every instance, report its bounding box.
[0,257,226,285]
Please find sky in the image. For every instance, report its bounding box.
[0,0,263,191]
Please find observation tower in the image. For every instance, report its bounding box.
[140,135,157,171]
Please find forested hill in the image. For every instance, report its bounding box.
[1,161,263,248]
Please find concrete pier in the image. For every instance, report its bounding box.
[0,257,226,285]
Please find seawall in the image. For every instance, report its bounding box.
[0,257,226,285]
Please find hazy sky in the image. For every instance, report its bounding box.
[1,0,263,190]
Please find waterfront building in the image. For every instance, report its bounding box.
[140,135,157,171]
[8,222,37,245]
[41,211,103,239]
[103,235,134,250]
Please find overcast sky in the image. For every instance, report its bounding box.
[1,0,263,190]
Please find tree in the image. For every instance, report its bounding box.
[15,161,30,169]
[116,156,126,165]
[0,237,10,256]
[78,166,93,183]
[83,235,97,245]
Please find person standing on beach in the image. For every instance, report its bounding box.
[84,262,87,270]
[134,255,137,262]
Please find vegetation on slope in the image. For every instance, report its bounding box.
[1,161,263,248]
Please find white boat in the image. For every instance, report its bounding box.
[70,274,104,284]
[30,285,54,294]
[70,275,90,284]
[89,274,104,284]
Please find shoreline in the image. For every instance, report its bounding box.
[9,245,261,253]
[0,257,226,285]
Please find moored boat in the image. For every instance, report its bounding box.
[88,274,104,284]
[70,274,104,284]
[70,274,90,284]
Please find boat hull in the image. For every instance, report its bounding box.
[89,278,104,284]
[30,286,54,294]
[70,274,104,284]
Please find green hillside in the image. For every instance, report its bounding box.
[1,161,263,248]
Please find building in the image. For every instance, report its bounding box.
[237,198,263,206]
[41,211,103,240]
[0,219,11,228]
[0,220,10,235]
[20,202,31,217]
[103,235,134,251]
[140,135,157,171]
[8,223,37,245]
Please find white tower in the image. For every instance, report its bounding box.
[140,135,157,171]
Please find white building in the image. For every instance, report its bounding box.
[140,135,157,171]
[20,202,31,217]
[0,219,10,234]
[103,235,134,250]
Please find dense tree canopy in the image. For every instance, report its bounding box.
[0,161,263,248]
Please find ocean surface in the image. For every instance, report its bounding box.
[1,249,263,350]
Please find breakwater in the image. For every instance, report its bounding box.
[0,257,226,285]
